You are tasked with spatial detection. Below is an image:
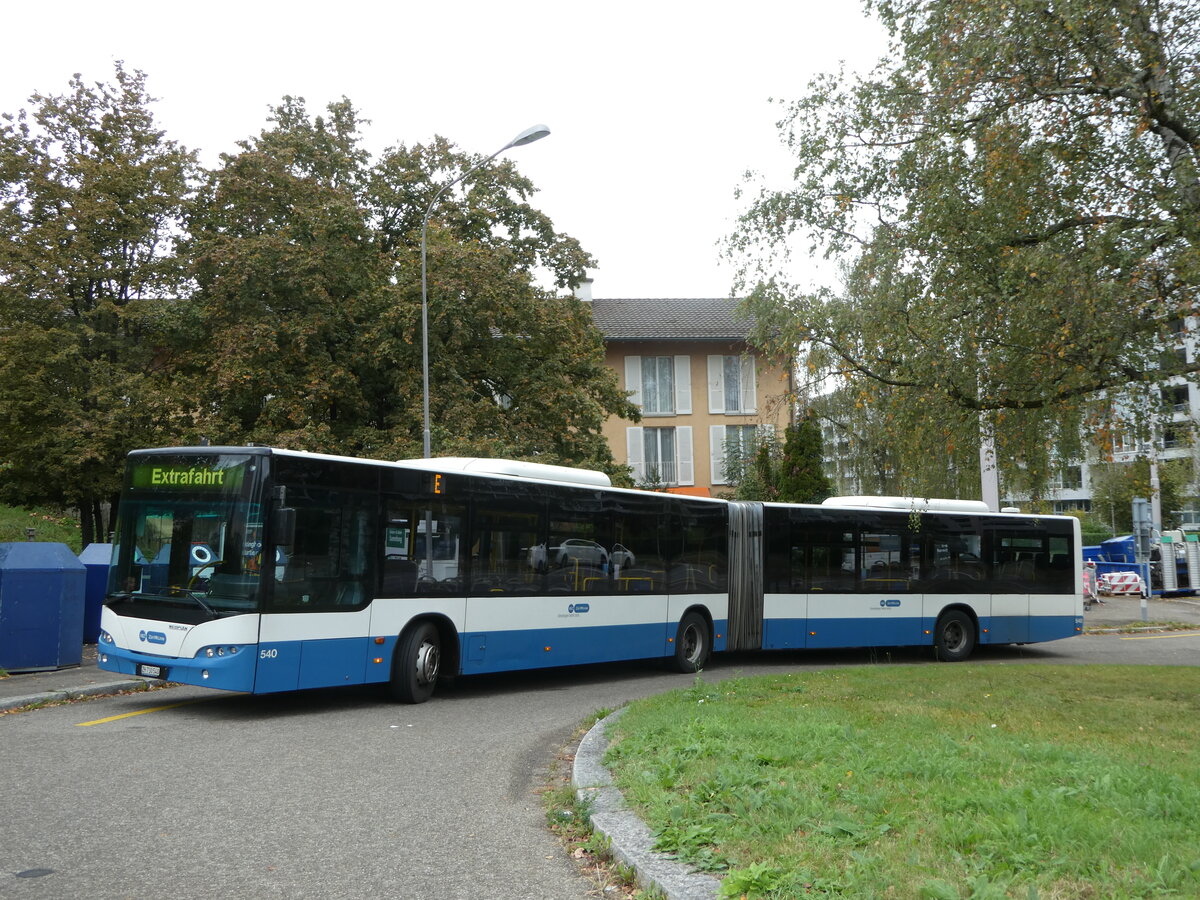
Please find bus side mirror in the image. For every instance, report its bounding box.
[272,507,296,548]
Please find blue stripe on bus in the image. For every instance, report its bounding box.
[712,619,728,653]
[458,621,671,675]
[98,643,257,692]
[1026,615,1083,643]
[763,615,1080,650]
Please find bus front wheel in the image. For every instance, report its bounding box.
[672,612,711,674]
[933,610,975,662]
[390,622,441,703]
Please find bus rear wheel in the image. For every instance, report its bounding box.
[672,612,711,674]
[390,622,441,703]
[933,609,975,662]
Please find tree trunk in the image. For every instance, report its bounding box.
[80,496,95,547]
[91,497,105,546]
[108,492,121,543]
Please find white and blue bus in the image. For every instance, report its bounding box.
[97,447,1083,702]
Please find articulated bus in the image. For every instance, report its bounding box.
[97,447,1083,702]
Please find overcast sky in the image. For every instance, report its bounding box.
[1,1,887,299]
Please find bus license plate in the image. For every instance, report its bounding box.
[137,663,165,679]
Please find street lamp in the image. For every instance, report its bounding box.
[419,124,551,458]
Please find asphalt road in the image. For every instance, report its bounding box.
[3,631,1199,899]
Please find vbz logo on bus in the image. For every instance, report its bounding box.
[138,630,167,644]
[879,599,901,608]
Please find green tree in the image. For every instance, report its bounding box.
[0,64,197,544]
[777,415,833,503]
[179,98,636,473]
[731,439,776,500]
[730,0,1199,498]
[178,97,386,453]
[730,419,833,502]
[369,132,635,470]
[1089,457,1189,533]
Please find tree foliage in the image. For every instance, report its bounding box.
[178,98,388,453]
[730,0,1200,498]
[777,415,834,503]
[0,63,197,543]
[178,97,635,471]
[1090,456,1189,532]
[0,69,636,533]
[732,418,833,502]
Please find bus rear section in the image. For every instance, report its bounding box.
[758,501,1083,659]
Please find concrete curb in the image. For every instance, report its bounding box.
[0,679,151,712]
[573,708,721,900]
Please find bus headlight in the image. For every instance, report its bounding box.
[199,645,239,659]
[99,630,114,645]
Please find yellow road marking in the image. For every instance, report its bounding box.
[1119,632,1200,641]
[76,699,207,726]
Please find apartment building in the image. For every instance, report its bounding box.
[583,286,792,496]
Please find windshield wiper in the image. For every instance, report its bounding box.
[131,587,222,619]
[167,586,220,617]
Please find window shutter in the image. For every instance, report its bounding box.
[626,427,645,481]
[624,356,643,409]
[741,356,757,414]
[676,426,694,486]
[710,425,727,484]
[674,355,692,415]
[707,355,725,413]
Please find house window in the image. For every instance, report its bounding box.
[642,357,674,414]
[626,425,694,486]
[723,425,759,481]
[644,427,678,485]
[624,355,692,416]
[1059,465,1083,490]
[1163,425,1192,449]
[707,355,756,414]
[710,423,774,485]
[723,357,744,411]
[1163,384,1190,413]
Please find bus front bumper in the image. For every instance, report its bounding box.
[97,639,256,693]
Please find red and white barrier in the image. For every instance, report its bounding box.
[1098,571,1145,596]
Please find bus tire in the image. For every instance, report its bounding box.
[390,621,441,703]
[672,611,711,673]
[933,609,975,662]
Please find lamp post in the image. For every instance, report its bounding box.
[419,124,551,458]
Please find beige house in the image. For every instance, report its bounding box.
[583,287,792,496]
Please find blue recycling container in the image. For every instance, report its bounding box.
[0,542,86,672]
[1100,535,1137,563]
[78,543,114,644]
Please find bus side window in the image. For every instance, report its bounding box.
[274,488,375,610]
[808,533,855,592]
[474,507,544,595]
[383,500,465,596]
[674,504,727,594]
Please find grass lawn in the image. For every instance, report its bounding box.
[604,665,1200,899]
[0,504,82,552]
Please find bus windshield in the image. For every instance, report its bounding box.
[106,453,267,620]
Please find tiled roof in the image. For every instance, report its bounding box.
[589,298,752,341]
